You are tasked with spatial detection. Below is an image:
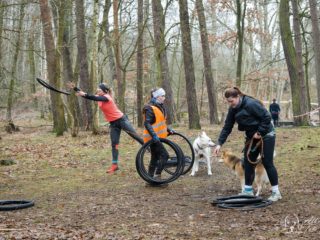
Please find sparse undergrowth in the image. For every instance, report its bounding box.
[0,119,319,239]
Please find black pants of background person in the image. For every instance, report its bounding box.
[243,133,279,187]
[272,114,279,127]
[109,115,144,161]
[148,142,169,176]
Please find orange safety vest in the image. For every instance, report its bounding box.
[143,105,168,143]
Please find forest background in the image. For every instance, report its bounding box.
[0,0,320,134]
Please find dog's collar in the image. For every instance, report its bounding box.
[197,143,204,151]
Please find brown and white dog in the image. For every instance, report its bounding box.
[219,150,270,196]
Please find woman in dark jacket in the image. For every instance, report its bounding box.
[214,87,282,201]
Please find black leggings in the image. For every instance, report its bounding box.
[148,142,169,176]
[243,134,279,186]
[109,115,144,162]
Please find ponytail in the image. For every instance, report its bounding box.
[224,87,244,98]
[224,86,264,106]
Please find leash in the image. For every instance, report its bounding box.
[245,137,264,165]
[293,106,320,118]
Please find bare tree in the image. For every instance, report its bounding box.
[195,0,219,124]
[75,0,94,130]
[0,1,4,80]
[178,0,200,129]
[235,0,247,87]
[291,0,309,119]
[136,0,144,127]
[87,0,99,134]
[60,0,81,136]
[39,0,66,135]
[279,0,308,125]
[28,27,37,109]
[100,0,116,85]
[6,3,25,123]
[151,0,176,124]
[113,0,124,111]
[309,0,320,120]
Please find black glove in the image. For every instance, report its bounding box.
[167,128,175,135]
[73,86,81,92]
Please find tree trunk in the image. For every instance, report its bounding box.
[61,0,81,136]
[101,0,116,85]
[195,0,219,124]
[28,33,38,109]
[300,17,311,110]
[279,0,306,125]
[39,0,66,135]
[291,0,309,124]
[178,0,200,129]
[0,1,4,79]
[151,0,176,124]
[6,4,25,122]
[89,0,99,134]
[136,0,144,127]
[113,0,125,112]
[309,0,320,120]
[75,0,94,130]
[235,0,246,87]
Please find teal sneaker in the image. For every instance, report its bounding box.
[268,191,282,202]
[239,190,254,196]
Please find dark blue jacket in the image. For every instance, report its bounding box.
[218,96,273,145]
[269,103,280,114]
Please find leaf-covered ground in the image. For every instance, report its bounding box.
[0,118,319,239]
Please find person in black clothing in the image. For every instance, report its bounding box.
[269,99,281,127]
[213,87,282,201]
[143,88,174,182]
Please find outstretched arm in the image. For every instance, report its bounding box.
[69,84,108,102]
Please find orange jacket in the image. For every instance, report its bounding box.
[143,106,168,143]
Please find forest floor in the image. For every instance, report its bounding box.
[0,115,319,239]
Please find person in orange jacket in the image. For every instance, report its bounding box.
[73,83,144,173]
[143,88,174,181]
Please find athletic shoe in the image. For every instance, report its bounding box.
[268,191,282,202]
[106,164,119,173]
[239,190,254,196]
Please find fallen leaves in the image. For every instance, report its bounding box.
[0,126,319,239]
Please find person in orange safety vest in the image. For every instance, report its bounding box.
[143,88,175,182]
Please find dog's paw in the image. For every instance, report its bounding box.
[208,172,212,176]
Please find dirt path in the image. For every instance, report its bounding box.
[0,123,319,239]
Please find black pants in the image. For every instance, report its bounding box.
[243,133,279,186]
[109,115,144,162]
[148,142,169,176]
[272,114,279,127]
